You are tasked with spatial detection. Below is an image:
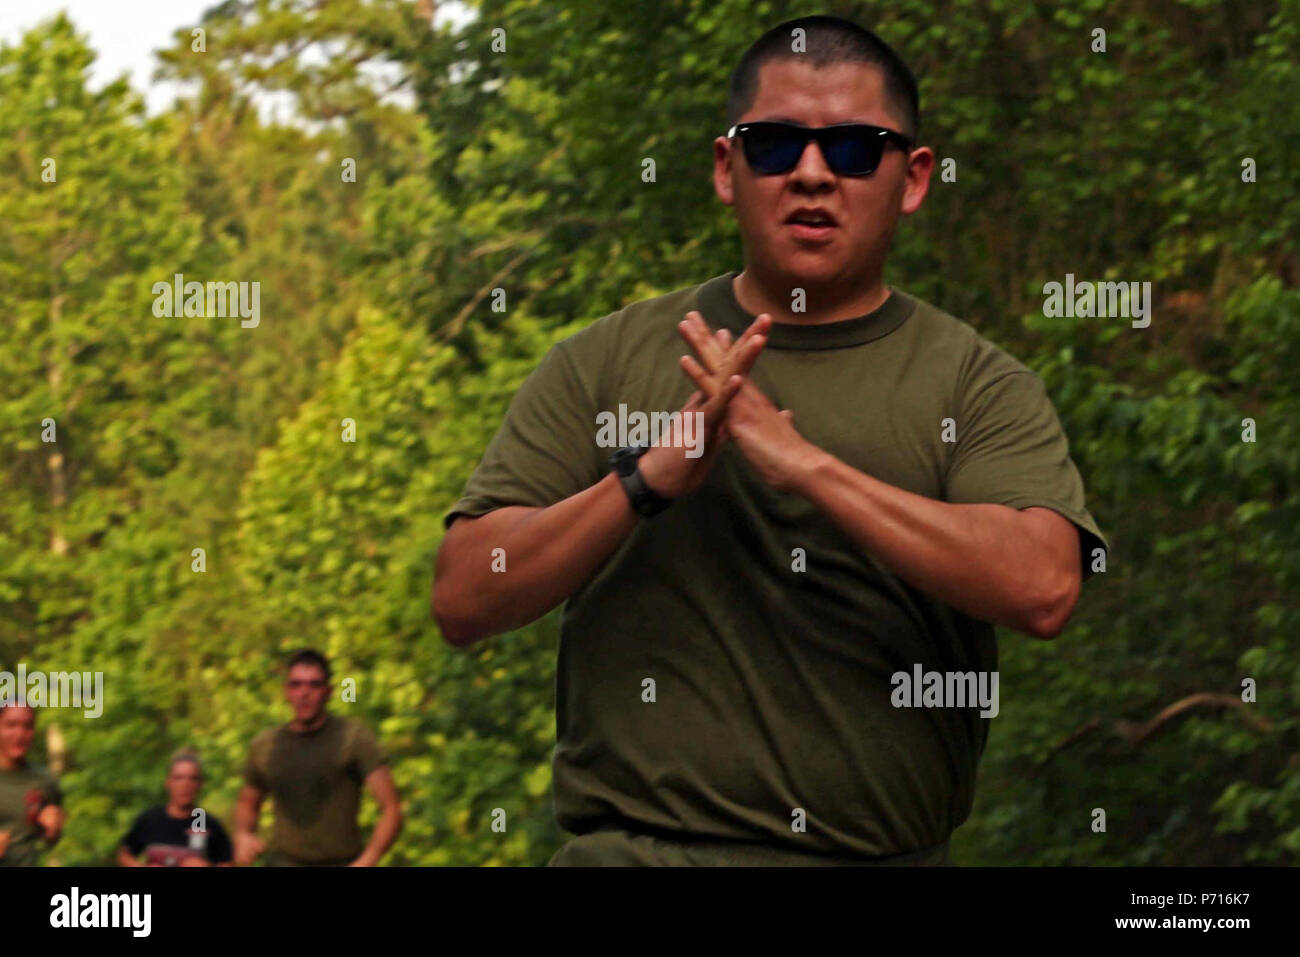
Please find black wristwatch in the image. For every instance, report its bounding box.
[608,445,674,517]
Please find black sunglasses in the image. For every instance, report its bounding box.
[727,121,913,176]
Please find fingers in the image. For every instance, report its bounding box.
[677,382,734,433]
[678,311,772,377]
[679,354,714,396]
[675,309,781,454]
[678,313,728,373]
[726,313,772,373]
[728,332,767,378]
[704,311,771,364]
[679,337,766,399]
[700,374,743,429]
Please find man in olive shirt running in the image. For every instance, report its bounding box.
[234,650,403,866]
[0,704,64,867]
[434,16,1106,865]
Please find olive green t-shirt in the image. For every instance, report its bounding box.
[0,761,61,867]
[445,271,1107,858]
[243,713,387,863]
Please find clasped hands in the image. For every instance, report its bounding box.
[637,311,825,498]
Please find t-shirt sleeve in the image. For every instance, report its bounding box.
[208,818,234,863]
[242,732,271,792]
[944,369,1108,579]
[349,721,389,780]
[122,810,149,856]
[443,337,605,529]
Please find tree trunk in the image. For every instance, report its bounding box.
[47,292,67,556]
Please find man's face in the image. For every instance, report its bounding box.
[166,760,202,808]
[0,706,36,762]
[284,663,329,723]
[714,57,933,294]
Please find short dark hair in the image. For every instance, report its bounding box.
[285,648,331,680]
[169,747,203,777]
[725,15,920,139]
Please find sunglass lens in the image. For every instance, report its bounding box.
[821,128,885,175]
[744,125,807,174]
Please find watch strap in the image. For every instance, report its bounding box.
[609,446,673,517]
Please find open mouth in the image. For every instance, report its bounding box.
[785,209,838,240]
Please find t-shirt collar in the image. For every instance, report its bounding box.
[286,712,333,736]
[697,270,914,351]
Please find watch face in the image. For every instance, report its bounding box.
[611,446,641,476]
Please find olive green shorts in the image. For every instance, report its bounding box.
[548,828,951,866]
[263,851,354,867]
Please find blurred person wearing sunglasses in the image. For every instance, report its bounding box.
[435,14,1106,866]
[232,649,402,867]
[0,704,63,867]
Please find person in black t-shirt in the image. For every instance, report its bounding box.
[118,748,232,866]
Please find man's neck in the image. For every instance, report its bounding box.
[289,711,328,733]
[734,269,890,325]
[166,801,194,819]
[0,753,25,773]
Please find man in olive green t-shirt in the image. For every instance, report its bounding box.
[434,16,1107,866]
[234,650,403,866]
[0,704,64,867]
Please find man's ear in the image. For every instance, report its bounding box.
[900,146,935,216]
[713,136,736,206]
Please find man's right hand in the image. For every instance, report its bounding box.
[639,312,770,499]
[433,311,770,647]
[233,832,264,866]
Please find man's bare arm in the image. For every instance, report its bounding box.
[434,478,640,646]
[798,457,1081,638]
[350,766,403,867]
[433,318,770,647]
[117,845,143,867]
[232,785,265,865]
[680,314,1083,639]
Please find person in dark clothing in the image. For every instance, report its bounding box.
[118,748,233,866]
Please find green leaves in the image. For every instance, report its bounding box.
[4,0,1297,866]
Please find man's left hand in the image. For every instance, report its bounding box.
[36,804,63,843]
[678,313,825,492]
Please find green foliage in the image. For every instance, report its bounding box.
[2,0,1296,865]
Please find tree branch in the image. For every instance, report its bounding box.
[1040,692,1273,766]
[438,247,534,341]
